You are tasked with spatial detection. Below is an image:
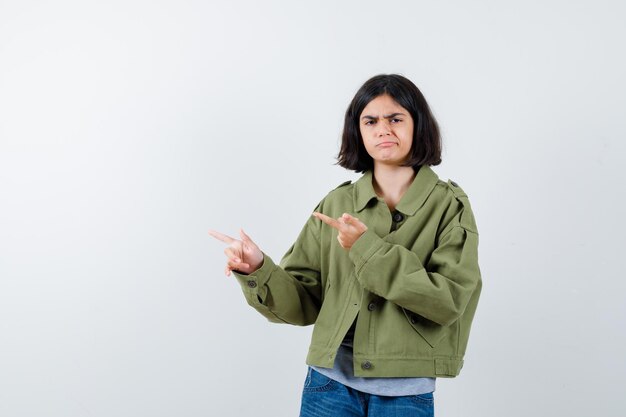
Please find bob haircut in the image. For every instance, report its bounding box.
[336,74,442,173]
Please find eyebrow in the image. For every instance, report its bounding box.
[361,112,406,120]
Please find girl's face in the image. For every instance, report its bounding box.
[359,94,414,168]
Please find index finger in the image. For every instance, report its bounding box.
[312,212,343,230]
[208,229,237,244]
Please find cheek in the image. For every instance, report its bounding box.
[362,141,375,154]
[402,134,414,152]
[360,130,373,146]
[402,127,414,144]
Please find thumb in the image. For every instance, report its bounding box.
[342,213,356,223]
[343,213,367,230]
[239,228,254,244]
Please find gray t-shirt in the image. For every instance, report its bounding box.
[311,321,436,396]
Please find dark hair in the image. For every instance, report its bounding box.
[336,74,442,173]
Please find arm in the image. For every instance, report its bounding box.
[348,207,481,327]
[231,202,323,326]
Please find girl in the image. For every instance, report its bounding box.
[209,74,482,417]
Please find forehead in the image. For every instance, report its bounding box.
[361,94,408,115]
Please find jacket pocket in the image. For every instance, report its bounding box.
[402,308,447,348]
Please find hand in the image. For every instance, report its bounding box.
[208,228,264,276]
[312,212,368,250]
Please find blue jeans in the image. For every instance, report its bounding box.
[299,367,435,417]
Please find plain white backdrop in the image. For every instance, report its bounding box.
[1,0,625,416]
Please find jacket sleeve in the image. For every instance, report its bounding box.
[231,201,323,326]
[348,200,481,327]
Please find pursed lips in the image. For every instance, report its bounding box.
[377,141,397,147]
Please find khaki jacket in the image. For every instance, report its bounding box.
[232,165,482,377]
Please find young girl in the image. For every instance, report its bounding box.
[209,74,482,417]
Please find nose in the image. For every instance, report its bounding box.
[375,120,392,137]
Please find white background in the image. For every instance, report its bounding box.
[1,1,625,416]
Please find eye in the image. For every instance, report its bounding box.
[364,120,375,126]
[391,118,402,123]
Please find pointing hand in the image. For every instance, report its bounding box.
[208,228,264,276]
[311,212,368,250]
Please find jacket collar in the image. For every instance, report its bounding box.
[353,165,439,216]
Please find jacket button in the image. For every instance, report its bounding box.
[367,302,376,311]
[361,361,372,370]
[410,315,417,324]
[392,212,404,223]
[247,280,257,288]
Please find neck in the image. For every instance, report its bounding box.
[371,163,417,208]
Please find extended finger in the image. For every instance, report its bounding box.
[312,212,343,230]
[239,228,255,245]
[208,229,237,244]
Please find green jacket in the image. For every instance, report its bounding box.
[232,165,482,378]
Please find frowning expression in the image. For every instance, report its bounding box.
[359,94,414,168]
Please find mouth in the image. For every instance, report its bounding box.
[377,141,397,147]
